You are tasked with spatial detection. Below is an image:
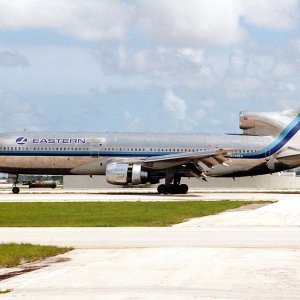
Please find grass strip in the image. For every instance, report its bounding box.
[0,243,71,268]
[0,201,269,227]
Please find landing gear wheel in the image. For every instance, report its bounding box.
[12,187,20,194]
[157,184,166,194]
[179,184,188,194]
[157,184,189,194]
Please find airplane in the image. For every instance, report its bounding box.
[0,107,300,194]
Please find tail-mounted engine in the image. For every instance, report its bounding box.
[106,162,149,185]
[240,109,299,136]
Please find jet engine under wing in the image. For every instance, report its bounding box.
[142,149,231,169]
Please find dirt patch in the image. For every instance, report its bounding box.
[0,256,70,281]
[226,202,273,212]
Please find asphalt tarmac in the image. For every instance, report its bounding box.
[0,189,300,299]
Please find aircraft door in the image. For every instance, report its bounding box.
[90,143,101,157]
[87,138,104,158]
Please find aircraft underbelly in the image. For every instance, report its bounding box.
[206,158,267,176]
[0,156,100,174]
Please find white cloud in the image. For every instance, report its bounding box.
[176,48,204,65]
[0,50,29,67]
[279,82,296,93]
[0,0,297,47]
[228,50,247,76]
[136,0,246,46]
[136,0,298,47]
[202,99,216,109]
[93,46,216,89]
[194,109,206,120]
[272,39,300,78]
[163,90,186,121]
[0,0,134,41]
[241,0,297,30]
[228,49,274,77]
[224,76,261,101]
[124,110,143,131]
[0,93,45,131]
[273,60,298,78]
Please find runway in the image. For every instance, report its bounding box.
[0,190,300,299]
[0,187,292,202]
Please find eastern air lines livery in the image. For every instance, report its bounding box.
[1,108,300,194]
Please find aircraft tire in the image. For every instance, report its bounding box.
[180,184,189,194]
[12,187,20,194]
[157,184,188,194]
[157,184,166,194]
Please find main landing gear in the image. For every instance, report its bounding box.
[157,183,188,194]
[157,173,189,194]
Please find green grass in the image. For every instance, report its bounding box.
[0,243,71,267]
[0,201,269,227]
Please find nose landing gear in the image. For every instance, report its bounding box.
[12,175,20,194]
[12,186,20,194]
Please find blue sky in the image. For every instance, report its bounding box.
[0,0,300,134]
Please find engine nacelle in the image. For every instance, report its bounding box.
[240,109,298,136]
[106,162,149,185]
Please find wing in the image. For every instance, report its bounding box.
[144,149,233,181]
[142,149,231,169]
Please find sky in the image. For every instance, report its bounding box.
[0,0,300,134]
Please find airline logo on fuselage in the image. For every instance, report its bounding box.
[32,138,86,144]
[16,137,28,145]
[16,137,86,145]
